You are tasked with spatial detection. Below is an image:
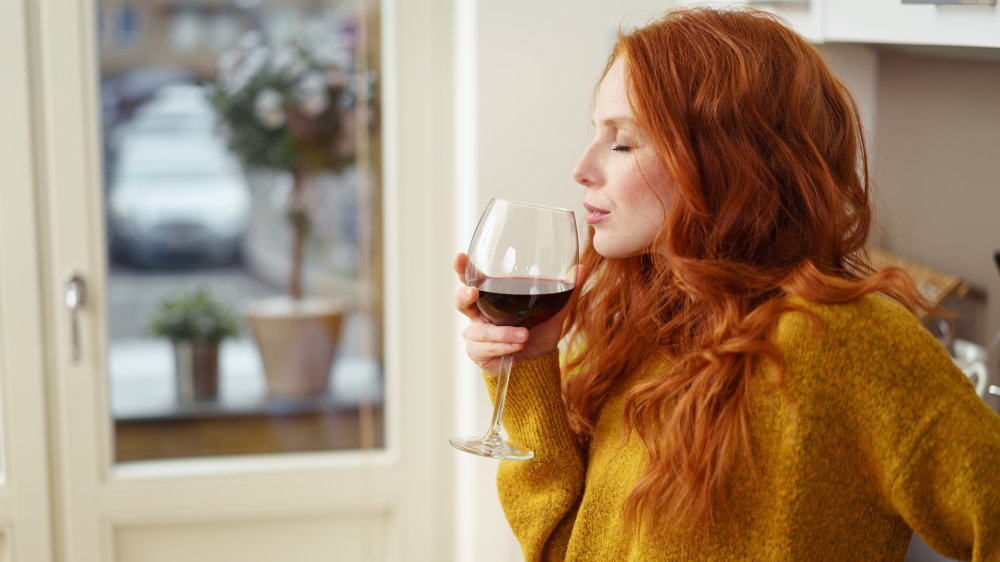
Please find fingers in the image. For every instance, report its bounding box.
[455,292,529,347]
[454,281,529,366]
[453,252,468,284]
[463,323,528,345]
[454,285,483,321]
[467,340,524,361]
[463,324,528,361]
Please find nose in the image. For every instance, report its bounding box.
[572,146,599,188]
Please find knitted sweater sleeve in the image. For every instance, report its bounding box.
[833,298,1000,562]
[889,392,1000,562]
[780,295,1000,561]
[879,325,1000,562]
[482,351,585,562]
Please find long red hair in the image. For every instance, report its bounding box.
[562,7,927,537]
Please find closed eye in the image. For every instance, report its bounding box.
[611,144,633,153]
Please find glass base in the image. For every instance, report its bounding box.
[449,435,534,461]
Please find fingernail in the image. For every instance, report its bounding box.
[515,329,528,341]
[464,287,474,298]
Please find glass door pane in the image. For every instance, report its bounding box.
[98,0,383,463]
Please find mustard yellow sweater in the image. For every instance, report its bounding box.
[485,295,1000,561]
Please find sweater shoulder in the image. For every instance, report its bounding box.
[775,293,929,354]
[773,293,966,401]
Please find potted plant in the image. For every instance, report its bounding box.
[151,290,240,402]
[209,27,354,396]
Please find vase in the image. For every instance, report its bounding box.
[174,340,220,402]
[244,295,347,397]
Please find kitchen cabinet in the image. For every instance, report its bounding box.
[826,0,1000,48]
[679,0,1000,49]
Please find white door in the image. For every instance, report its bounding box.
[26,0,458,560]
[0,0,56,559]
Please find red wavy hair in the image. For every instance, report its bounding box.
[562,7,928,537]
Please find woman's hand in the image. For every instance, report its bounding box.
[453,252,587,374]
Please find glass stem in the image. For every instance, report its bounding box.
[484,353,514,444]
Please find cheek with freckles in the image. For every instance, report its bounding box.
[592,162,672,258]
[592,191,666,258]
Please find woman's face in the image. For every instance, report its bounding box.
[573,59,673,259]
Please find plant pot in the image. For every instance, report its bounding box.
[244,296,347,397]
[174,340,220,402]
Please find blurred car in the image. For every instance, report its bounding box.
[108,132,250,267]
[110,83,218,149]
[101,68,196,180]
[104,67,196,122]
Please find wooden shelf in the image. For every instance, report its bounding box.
[109,337,383,461]
[115,405,384,462]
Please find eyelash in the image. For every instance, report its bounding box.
[611,144,633,153]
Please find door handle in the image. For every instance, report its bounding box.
[64,273,86,362]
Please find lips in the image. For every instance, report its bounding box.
[583,202,610,225]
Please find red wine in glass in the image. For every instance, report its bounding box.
[450,198,579,461]
[471,276,574,329]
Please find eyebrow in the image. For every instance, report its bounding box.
[590,115,635,128]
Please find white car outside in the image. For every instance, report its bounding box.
[109,132,250,266]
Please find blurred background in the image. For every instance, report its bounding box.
[2,0,999,561]
[96,0,383,463]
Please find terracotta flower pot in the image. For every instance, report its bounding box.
[244,296,347,397]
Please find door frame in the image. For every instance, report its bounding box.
[0,0,56,559]
[24,0,458,559]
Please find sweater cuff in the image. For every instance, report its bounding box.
[482,351,578,457]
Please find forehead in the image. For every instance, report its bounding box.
[593,59,631,122]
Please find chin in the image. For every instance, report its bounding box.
[592,235,642,260]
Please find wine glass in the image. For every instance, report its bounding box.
[450,198,579,461]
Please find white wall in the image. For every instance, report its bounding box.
[457,3,674,561]
[475,1,675,210]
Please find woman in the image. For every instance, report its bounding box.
[454,7,1000,561]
